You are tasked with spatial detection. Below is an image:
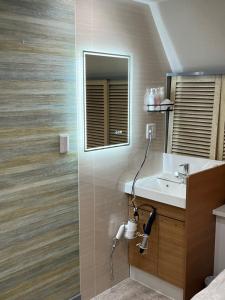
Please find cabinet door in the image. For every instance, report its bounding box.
[128,208,158,275]
[158,215,185,288]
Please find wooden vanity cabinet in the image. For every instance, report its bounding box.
[128,198,185,288]
[128,164,225,300]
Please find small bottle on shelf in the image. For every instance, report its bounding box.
[159,87,165,102]
[155,88,161,106]
[148,88,155,111]
[152,88,160,111]
[144,88,150,111]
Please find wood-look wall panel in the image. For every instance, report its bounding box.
[0,0,79,299]
[0,81,74,94]
[0,95,75,113]
[0,159,77,189]
[0,13,74,41]
[0,116,75,131]
[0,0,74,23]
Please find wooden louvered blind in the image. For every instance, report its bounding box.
[108,80,128,145]
[168,76,221,159]
[221,128,225,160]
[86,80,128,149]
[217,76,225,160]
[86,80,108,148]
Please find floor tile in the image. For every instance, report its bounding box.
[91,278,170,300]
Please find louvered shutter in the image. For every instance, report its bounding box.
[86,80,108,148]
[221,129,225,160]
[168,76,221,159]
[108,80,128,144]
[217,75,225,160]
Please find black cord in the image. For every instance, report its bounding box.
[130,132,152,210]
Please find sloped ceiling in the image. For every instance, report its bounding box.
[135,0,225,73]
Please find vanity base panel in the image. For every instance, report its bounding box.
[130,266,184,300]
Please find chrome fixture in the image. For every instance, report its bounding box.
[180,163,190,175]
[175,163,190,184]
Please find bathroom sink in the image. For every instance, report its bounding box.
[123,174,186,208]
[122,153,224,209]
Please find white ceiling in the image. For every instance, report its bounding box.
[134,0,225,73]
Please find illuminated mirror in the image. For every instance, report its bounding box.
[84,51,130,151]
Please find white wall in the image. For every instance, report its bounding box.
[148,0,225,72]
[214,217,225,275]
[76,0,170,299]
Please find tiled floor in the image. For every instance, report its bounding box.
[92,278,170,300]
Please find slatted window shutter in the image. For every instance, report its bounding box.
[221,129,225,160]
[108,80,128,145]
[217,75,225,160]
[168,76,221,159]
[86,80,108,148]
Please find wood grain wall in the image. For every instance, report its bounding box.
[0,1,79,299]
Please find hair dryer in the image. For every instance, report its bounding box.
[138,207,156,254]
[115,219,137,241]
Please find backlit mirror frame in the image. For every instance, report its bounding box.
[83,51,131,151]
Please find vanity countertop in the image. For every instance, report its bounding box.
[122,153,224,210]
[123,174,186,209]
[213,204,225,218]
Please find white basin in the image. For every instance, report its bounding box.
[122,153,224,209]
[124,174,186,208]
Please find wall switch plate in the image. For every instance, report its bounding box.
[146,123,156,139]
[59,134,69,153]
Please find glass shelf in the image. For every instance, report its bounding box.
[146,103,174,112]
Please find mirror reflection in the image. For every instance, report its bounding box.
[84,52,130,150]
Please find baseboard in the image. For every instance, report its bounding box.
[130,266,183,300]
[69,294,81,300]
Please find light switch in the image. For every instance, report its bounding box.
[59,134,69,153]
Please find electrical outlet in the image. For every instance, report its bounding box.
[146,123,156,139]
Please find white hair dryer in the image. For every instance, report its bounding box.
[115,219,137,241]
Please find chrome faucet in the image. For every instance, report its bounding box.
[180,163,190,175]
[175,163,190,184]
